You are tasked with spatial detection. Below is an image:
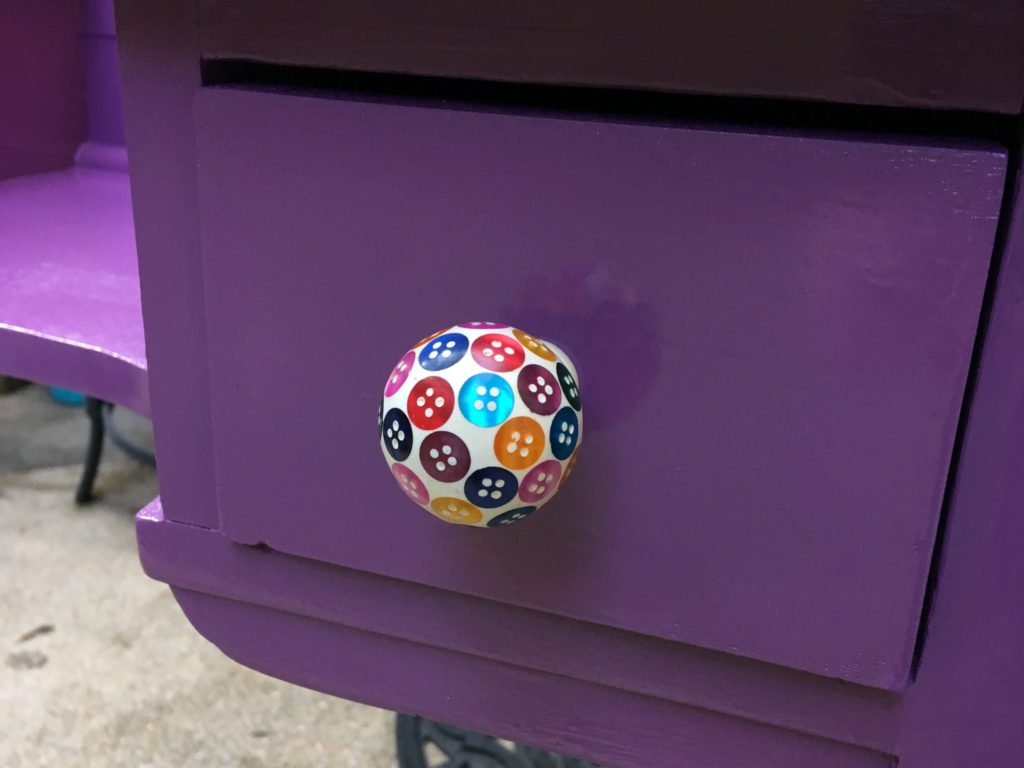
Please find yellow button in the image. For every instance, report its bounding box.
[429,497,483,525]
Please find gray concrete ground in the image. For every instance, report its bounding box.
[1,385,395,767]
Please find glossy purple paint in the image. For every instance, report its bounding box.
[112,2,1024,764]
[172,587,894,768]
[136,499,899,752]
[195,87,1003,688]
[0,0,145,412]
[80,0,125,147]
[116,0,219,527]
[0,167,147,412]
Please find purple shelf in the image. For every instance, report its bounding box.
[0,163,148,414]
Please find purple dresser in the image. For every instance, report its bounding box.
[115,2,1024,766]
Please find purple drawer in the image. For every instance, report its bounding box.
[195,87,1004,689]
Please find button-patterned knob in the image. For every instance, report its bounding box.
[380,323,582,527]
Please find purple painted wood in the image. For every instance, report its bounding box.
[115,2,1024,763]
[195,87,1003,688]
[0,0,146,411]
[130,146,1024,763]
[115,0,219,527]
[0,167,147,413]
[80,0,126,148]
[198,0,1024,113]
[136,500,898,752]
[168,588,894,768]
[893,150,1024,765]
[0,1,86,181]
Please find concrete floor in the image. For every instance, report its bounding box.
[1,385,395,767]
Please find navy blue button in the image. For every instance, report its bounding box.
[550,407,579,460]
[382,407,413,461]
[418,332,469,371]
[487,506,537,527]
[556,362,581,411]
[464,466,519,508]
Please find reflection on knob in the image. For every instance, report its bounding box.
[379,322,582,527]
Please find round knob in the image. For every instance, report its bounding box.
[379,322,582,527]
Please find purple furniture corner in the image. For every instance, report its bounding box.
[5,1,1024,766]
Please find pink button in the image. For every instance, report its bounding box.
[392,463,430,505]
[384,350,415,396]
[518,460,562,504]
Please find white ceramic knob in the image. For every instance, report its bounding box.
[379,322,582,527]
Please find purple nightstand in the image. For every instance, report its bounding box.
[20,1,1024,766]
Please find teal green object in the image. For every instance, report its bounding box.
[50,386,86,406]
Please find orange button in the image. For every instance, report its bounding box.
[494,416,546,470]
[512,328,557,362]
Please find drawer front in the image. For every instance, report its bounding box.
[195,87,1004,688]
[197,0,1024,113]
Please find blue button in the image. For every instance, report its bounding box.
[418,332,468,371]
[382,407,413,461]
[487,506,537,527]
[458,373,514,427]
[550,407,579,460]
[464,466,519,508]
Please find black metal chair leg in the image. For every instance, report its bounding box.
[395,714,599,768]
[75,396,106,504]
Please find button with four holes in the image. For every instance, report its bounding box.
[519,460,562,504]
[407,376,455,430]
[429,497,483,525]
[556,362,581,411]
[464,467,519,508]
[419,431,471,483]
[382,407,413,461]
[487,506,537,527]
[493,416,546,470]
[459,373,515,427]
[517,364,561,415]
[550,407,579,460]
[512,328,557,361]
[471,333,525,372]
[419,332,469,372]
[392,463,430,505]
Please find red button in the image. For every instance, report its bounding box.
[471,333,525,372]
[407,376,455,430]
